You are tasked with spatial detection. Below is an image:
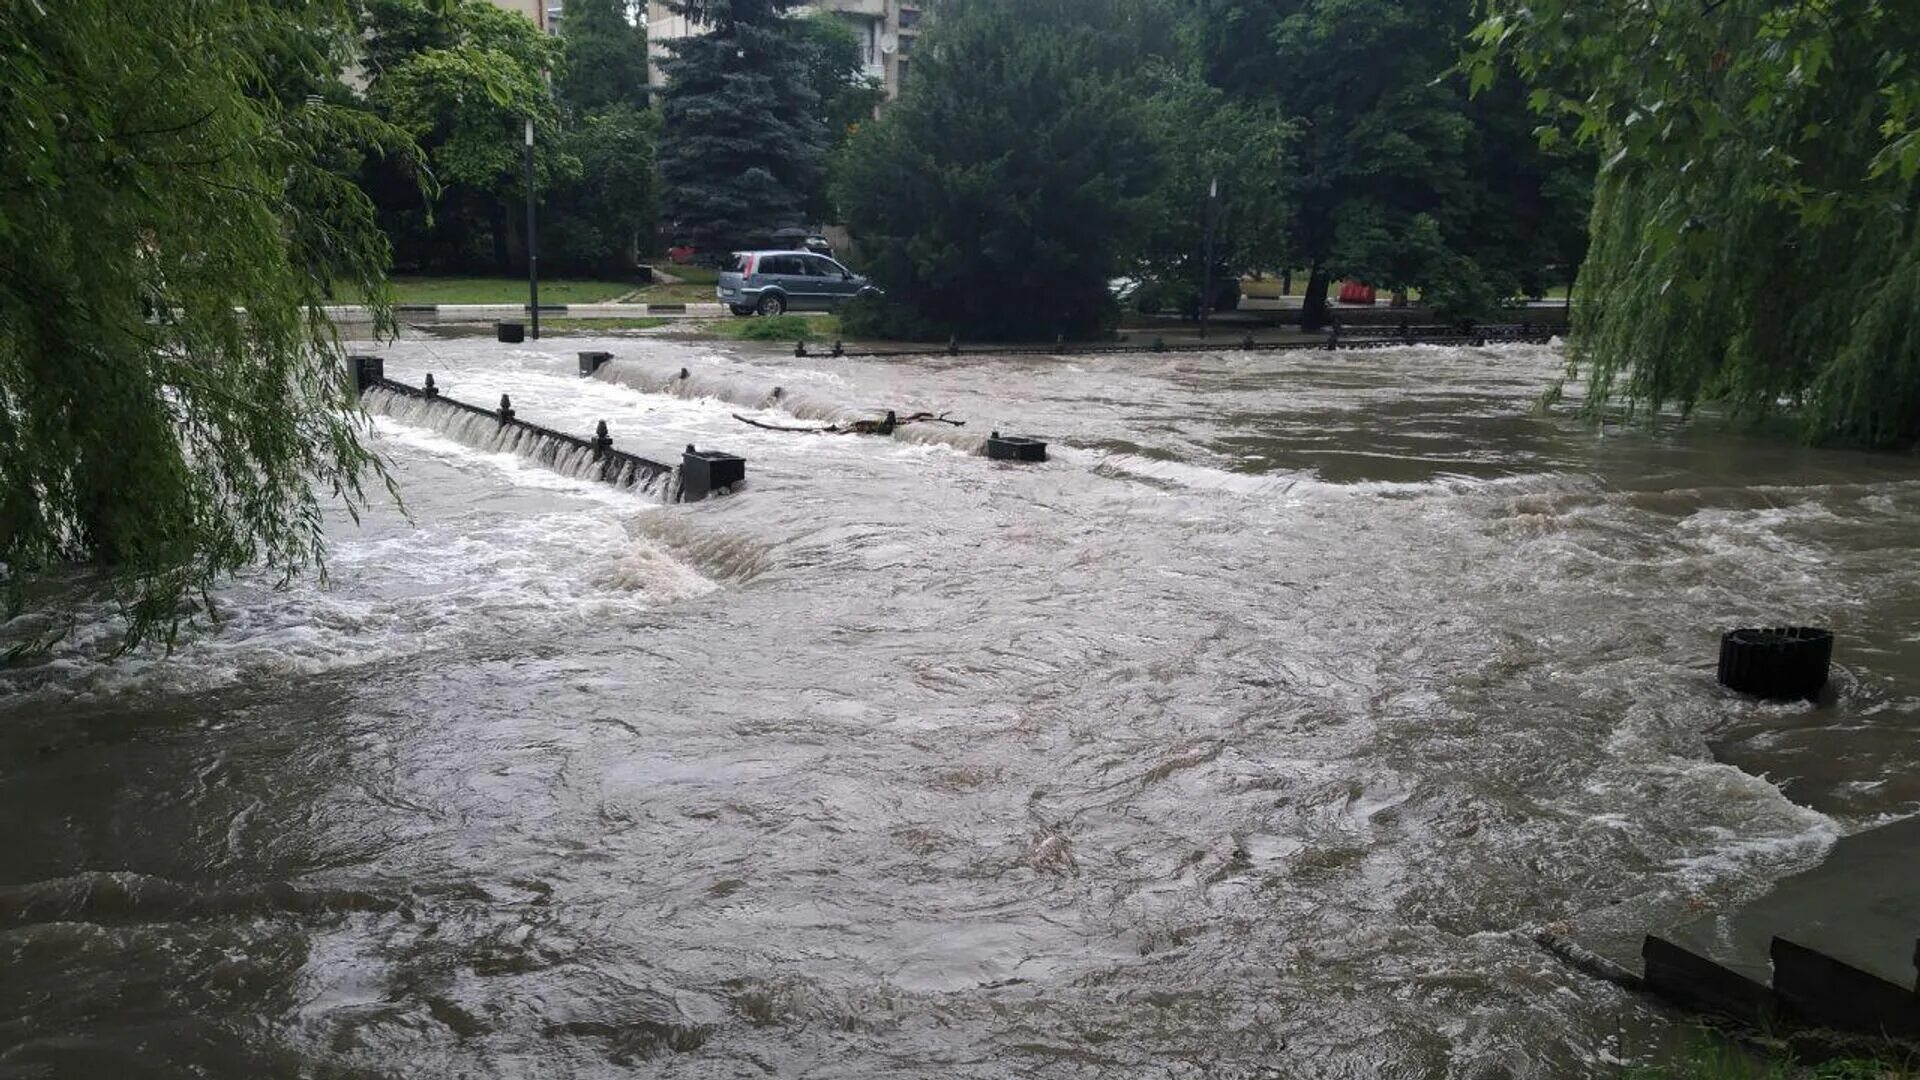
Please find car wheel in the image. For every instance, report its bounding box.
[756,293,787,317]
[729,304,754,317]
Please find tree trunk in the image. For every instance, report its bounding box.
[1301,267,1333,330]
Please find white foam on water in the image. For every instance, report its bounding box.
[363,390,678,500]
[591,359,989,456]
[1071,444,1587,503]
[0,409,720,703]
[2,521,715,703]
[374,422,641,507]
[10,334,1916,1077]
[587,541,719,601]
[1073,448,1307,496]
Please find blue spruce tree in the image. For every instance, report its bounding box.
[658,0,827,254]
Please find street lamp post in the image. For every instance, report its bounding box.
[1200,176,1219,340]
[525,117,540,341]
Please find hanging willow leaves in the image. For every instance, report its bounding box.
[1473,0,1920,446]
[0,0,420,649]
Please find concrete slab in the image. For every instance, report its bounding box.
[1665,814,1920,989]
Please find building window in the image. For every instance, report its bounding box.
[898,33,914,54]
[895,59,909,89]
[899,8,921,28]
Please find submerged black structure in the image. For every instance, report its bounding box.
[349,354,385,394]
[1718,627,1834,701]
[1640,934,1920,1044]
[579,351,612,377]
[497,321,525,344]
[986,432,1048,462]
[681,445,746,503]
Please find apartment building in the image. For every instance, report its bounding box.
[645,0,922,99]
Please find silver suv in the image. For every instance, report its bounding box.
[717,251,879,317]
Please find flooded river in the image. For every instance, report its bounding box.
[3,337,1918,1077]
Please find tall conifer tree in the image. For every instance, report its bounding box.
[657,0,826,253]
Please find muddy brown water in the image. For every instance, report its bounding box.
[3,339,1918,1077]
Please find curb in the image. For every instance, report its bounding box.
[324,303,729,321]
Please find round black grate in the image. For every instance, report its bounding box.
[1717,627,1834,701]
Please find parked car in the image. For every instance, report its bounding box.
[717,251,880,316]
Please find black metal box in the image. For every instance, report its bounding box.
[986,434,1048,462]
[681,447,747,502]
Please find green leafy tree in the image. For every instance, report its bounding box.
[1196,0,1586,327]
[359,0,575,272]
[546,105,661,274]
[1449,72,1592,305]
[834,0,1174,340]
[790,13,885,153]
[1,0,412,648]
[546,0,658,274]
[1477,0,1920,447]
[556,0,651,114]
[656,0,828,253]
[1131,64,1293,319]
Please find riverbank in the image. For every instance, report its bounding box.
[336,299,1570,354]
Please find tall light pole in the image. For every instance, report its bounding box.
[525,117,541,341]
[1200,176,1219,340]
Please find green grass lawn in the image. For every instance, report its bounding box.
[701,314,841,342]
[658,263,720,285]
[387,275,641,305]
[626,282,719,304]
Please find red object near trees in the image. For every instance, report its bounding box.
[1337,282,1378,304]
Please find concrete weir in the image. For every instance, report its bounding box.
[348,355,744,502]
[1640,814,1920,1044]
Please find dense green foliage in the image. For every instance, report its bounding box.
[834,0,1176,340]
[0,0,407,647]
[1130,65,1293,319]
[657,0,828,253]
[789,13,885,154]
[359,0,576,272]
[545,105,660,275]
[831,0,1587,337]
[1196,0,1588,327]
[1479,0,1920,447]
[546,0,659,274]
[554,0,650,114]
